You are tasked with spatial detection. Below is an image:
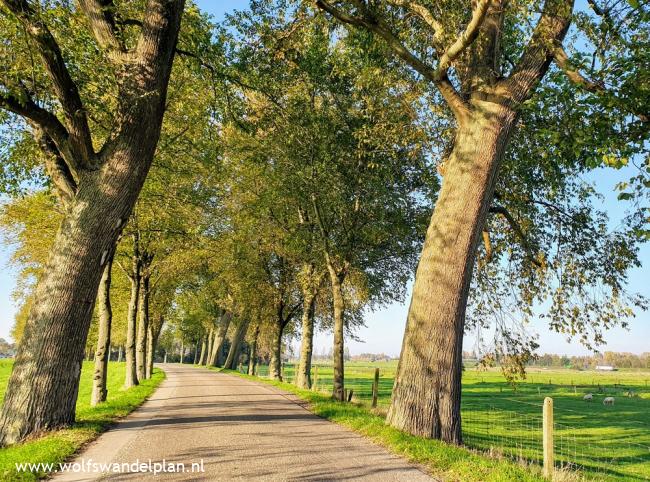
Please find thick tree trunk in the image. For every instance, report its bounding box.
[0,0,185,446]
[224,319,250,370]
[248,324,260,376]
[136,275,149,381]
[386,106,517,444]
[296,291,316,389]
[327,262,346,401]
[91,255,113,406]
[198,333,208,365]
[269,321,283,381]
[124,264,140,389]
[209,312,231,367]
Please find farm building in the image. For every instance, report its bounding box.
[595,365,617,371]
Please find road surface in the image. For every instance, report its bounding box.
[55,364,433,481]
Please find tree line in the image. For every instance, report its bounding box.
[0,0,647,447]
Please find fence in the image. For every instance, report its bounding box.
[247,363,650,481]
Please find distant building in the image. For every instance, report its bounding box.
[595,365,617,371]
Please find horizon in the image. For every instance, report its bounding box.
[0,0,648,359]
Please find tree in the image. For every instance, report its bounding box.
[0,0,185,445]
[315,0,648,442]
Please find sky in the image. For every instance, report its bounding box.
[0,0,647,358]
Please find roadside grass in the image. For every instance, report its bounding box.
[250,363,650,481]
[0,359,164,481]
[215,367,546,482]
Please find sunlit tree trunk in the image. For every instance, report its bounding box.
[209,312,231,366]
[387,106,517,443]
[224,319,249,370]
[91,254,113,406]
[296,291,316,389]
[145,323,154,379]
[327,259,346,401]
[136,274,149,381]
[198,333,208,365]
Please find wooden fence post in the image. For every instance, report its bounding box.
[543,397,554,480]
[372,368,379,408]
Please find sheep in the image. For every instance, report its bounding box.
[583,393,593,401]
[626,390,636,398]
[603,396,615,406]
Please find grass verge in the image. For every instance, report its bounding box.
[215,368,545,482]
[0,360,165,481]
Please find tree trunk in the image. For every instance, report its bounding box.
[209,312,231,367]
[327,261,346,401]
[386,106,517,444]
[145,322,154,379]
[204,326,214,366]
[91,254,113,406]
[179,341,184,364]
[117,345,123,363]
[198,333,208,365]
[124,260,140,389]
[0,1,185,446]
[224,319,250,370]
[296,291,316,389]
[193,339,200,364]
[136,275,149,381]
[248,324,260,376]
[269,321,283,381]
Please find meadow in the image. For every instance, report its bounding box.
[255,361,650,481]
[0,360,164,481]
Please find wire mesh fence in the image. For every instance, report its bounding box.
[248,363,650,480]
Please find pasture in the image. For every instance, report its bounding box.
[257,362,650,481]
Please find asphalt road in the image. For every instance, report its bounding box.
[54,364,433,481]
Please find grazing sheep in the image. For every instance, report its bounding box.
[603,396,615,406]
[583,393,593,401]
[626,390,636,398]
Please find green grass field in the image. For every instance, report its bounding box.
[0,360,164,481]
[254,362,650,481]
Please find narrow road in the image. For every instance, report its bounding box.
[55,364,432,481]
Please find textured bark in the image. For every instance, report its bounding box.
[248,324,260,376]
[91,254,113,406]
[0,0,184,446]
[179,341,184,363]
[387,106,517,443]
[209,312,231,367]
[117,345,122,363]
[223,319,249,370]
[295,291,316,389]
[136,275,149,380]
[124,256,140,389]
[327,262,346,401]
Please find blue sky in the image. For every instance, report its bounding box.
[0,1,647,357]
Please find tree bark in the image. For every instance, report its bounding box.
[269,321,283,381]
[135,274,149,381]
[124,253,141,389]
[145,322,154,379]
[386,105,517,444]
[91,253,113,406]
[117,345,122,363]
[204,326,214,366]
[224,319,250,370]
[327,261,346,401]
[209,312,231,367]
[248,324,260,376]
[198,333,208,365]
[179,341,184,363]
[296,291,316,389]
[0,0,185,446]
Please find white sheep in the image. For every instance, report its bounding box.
[583,393,593,401]
[603,396,615,406]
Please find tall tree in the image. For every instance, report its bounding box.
[0,0,185,444]
[315,0,648,442]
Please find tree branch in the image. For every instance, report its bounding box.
[2,0,95,165]
[489,205,542,268]
[77,0,127,57]
[31,125,77,207]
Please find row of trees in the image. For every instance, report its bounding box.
[0,0,647,447]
